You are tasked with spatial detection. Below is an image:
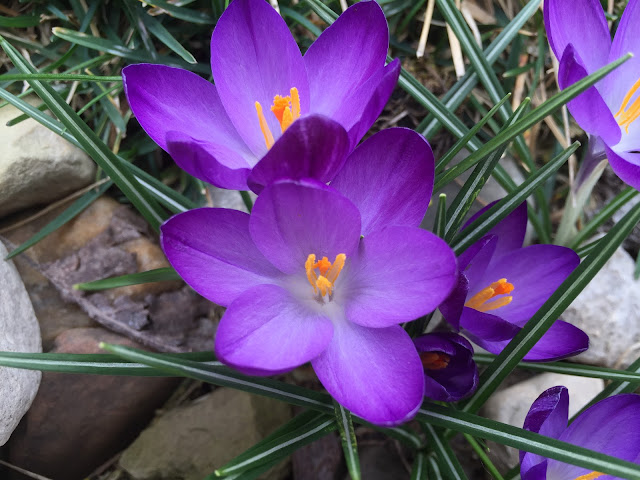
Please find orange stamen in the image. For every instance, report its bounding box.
[465,278,514,313]
[255,101,275,149]
[615,77,640,133]
[574,472,604,480]
[420,352,451,370]
[305,253,346,298]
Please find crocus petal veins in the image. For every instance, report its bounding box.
[615,77,640,134]
[255,87,302,149]
[420,352,451,370]
[305,253,346,298]
[574,472,603,480]
[464,278,514,312]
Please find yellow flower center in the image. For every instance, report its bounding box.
[465,278,514,313]
[305,253,346,298]
[255,87,301,149]
[420,352,451,370]
[615,77,640,133]
[574,472,603,480]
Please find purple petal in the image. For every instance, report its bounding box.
[468,319,589,362]
[607,147,640,191]
[520,386,569,480]
[249,180,361,274]
[160,208,281,306]
[247,115,349,194]
[460,307,521,342]
[304,1,388,118]
[414,332,478,402]
[548,394,640,479]
[344,226,457,327]
[543,0,610,73]
[463,201,527,253]
[606,0,640,114]
[215,284,333,376]
[557,45,621,146]
[478,244,579,326]
[331,60,401,149]
[210,0,309,156]
[330,128,434,235]
[122,64,255,166]
[312,320,424,426]
[166,131,251,190]
[438,271,470,331]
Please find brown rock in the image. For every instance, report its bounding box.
[7,327,179,480]
[119,388,292,480]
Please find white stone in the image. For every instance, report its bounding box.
[0,100,95,218]
[0,240,42,445]
[564,246,640,368]
[482,373,604,469]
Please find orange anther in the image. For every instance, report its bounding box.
[420,352,451,370]
[305,253,346,299]
[465,278,514,313]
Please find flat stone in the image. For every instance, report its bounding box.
[119,388,292,480]
[0,100,95,218]
[0,240,42,446]
[7,327,178,480]
[482,373,604,469]
[564,247,640,368]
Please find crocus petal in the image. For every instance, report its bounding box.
[557,45,622,146]
[548,394,640,479]
[331,60,401,150]
[330,128,434,235]
[247,115,349,194]
[478,244,580,326]
[606,0,640,110]
[607,146,640,191]
[520,386,569,480]
[544,0,610,72]
[166,131,251,190]
[215,284,333,376]
[469,319,589,362]
[438,272,470,331]
[249,180,361,274]
[210,0,309,156]
[122,64,255,163]
[312,320,424,426]
[460,307,521,342]
[462,201,527,253]
[304,1,388,118]
[344,226,457,327]
[161,208,281,306]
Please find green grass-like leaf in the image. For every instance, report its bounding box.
[423,424,468,480]
[73,267,181,291]
[334,401,361,480]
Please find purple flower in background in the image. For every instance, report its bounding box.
[439,202,588,361]
[545,0,640,189]
[160,129,457,425]
[521,386,640,480]
[413,332,478,402]
[123,0,400,192]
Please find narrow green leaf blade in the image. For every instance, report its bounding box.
[423,424,468,480]
[74,267,181,291]
[142,14,198,64]
[333,401,361,480]
[410,452,428,480]
[216,410,336,476]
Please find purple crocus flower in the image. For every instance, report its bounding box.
[123,0,400,192]
[160,128,457,425]
[521,386,640,480]
[439,202,589,361]
[413,332,479,402]
[545,0,640,189]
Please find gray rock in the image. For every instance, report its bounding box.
[482,373,604,469]
[207,185,255,212]
[0,240,42,445]
[119,388,292,480]
[564,246,640,368]
[0,100,95,218]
